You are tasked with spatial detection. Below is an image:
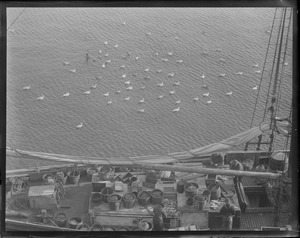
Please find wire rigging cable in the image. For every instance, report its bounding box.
[249,8,278,128]
[7,8,26,31]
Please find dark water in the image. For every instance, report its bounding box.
[6,8,293,170]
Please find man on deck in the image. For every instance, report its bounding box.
[230,159,244,182]
[220,198,236,230]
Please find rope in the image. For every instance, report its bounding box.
[263,8,285,123]
[7,8,26,31]
[249,8,278,128]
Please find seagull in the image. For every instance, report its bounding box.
[37,95,45,100]
[104,53,109,57]
[102,64,106,68]
[63,92,70,97]
[84,90,91,95]
[158,95,164,99]
[255,70,261,74]
[173,107,180,112]
[219,58,226,62]
[126,86,133,90]
[104,92,109,96]
[104,41,108,45]
[235,72,243,75]
[176,60,183,63]
[252,86,258,90]
[99,50,102,54]
[169,90,175,95]
[135,57,139,61]
[23,85,30,90]
[174,81,180,86]
[63,61,70,65]
[140,85,145,89]
[69,69,76,73]
[155,52,159,56]
[156,69,162,73]
[107,101,112,105]
[226,91,233,96]
[206,100,212,104]
[157,82,164,87]
[76,122,83,129]
[122,74,126,78]
[116,90,121,94]
[138,108,145,113]
[168,73,174,77]
[284,62,288,66]
[219,73,226,77]
[114,44,118,48]
[138,98,145,103]
[144,68,150,72]
[120,65,126,69]
[175,100,181,104]
[122,22,126,26]
[203,93,210,97]
[193,97,199,101]
[201,74,205,79]
[106,59,111,63]
[162,59,168,62]
[167,51,173,56]
[125,80,130,85]
[252,63,259,68]
[124,97,130,101]
[91,84,97,89]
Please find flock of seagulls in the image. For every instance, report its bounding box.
[20,22,284,130]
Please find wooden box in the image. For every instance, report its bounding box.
[28,185,57,210]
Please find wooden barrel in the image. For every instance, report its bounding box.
[270,152,288,172]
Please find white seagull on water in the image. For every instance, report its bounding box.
[23,85,30,90]
[226,91,233,96]
[69,69,76,73]
[104,92,109,96]
[173,107,180,112]
[125,80,130,85]
[219,73,226,77]
[193,97,199,101]
[76,122,83,129]
[138,98,145,103]
[174,81,180,86]
[63,92,70,97]
[124,97,130,101]
[37,95,45,100]
[169,90,175,95]
[252,86,258,90]
[122,73,126,78]
[203,93,210,97]
[157,82,164,87]
[84,90,91,95]
[206,100,212,104]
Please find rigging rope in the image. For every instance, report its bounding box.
[7,8,26,31]
[249,8,278,129]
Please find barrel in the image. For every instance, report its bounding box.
[101,187,114,202]
[68,217,83,229]
[91,224,103,231]
[79,223,90,231]
[107,194,122,211]
[123,193,136,208]
[138,220,153,231]
[87,167,99,180]
[193,194,207,211]
[184,182,199,198]
[98,166,114,181]
[91,192,102,204]
[150,189,163,204]
[269,152,289,172]
[208,183,221,200]
[138,191,151,206]
[54,212,67,227]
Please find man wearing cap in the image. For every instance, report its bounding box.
[219,198,236,230]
